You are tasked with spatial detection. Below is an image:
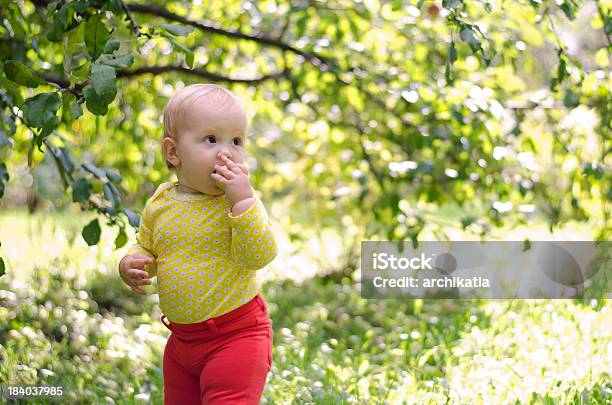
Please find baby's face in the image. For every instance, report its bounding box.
[175,99,247,195]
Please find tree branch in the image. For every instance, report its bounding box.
[37,65,286,91]
[126,2,425,151]
[544,5,566,53]
[118,0,149,38]
[115,65,287,83]
[357,129,386,191]
[125,2,332,70]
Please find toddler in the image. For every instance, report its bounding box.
[118,83,278,404]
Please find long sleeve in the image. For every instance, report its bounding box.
[126,202,157,278]
[228,193,278,271]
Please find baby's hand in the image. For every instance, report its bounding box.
[211,154,253,207]
[119,254,155,296]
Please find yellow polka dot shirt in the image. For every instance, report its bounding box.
[126,181,279,324]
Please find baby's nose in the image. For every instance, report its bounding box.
[218,151,232,160]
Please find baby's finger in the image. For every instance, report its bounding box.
[128,269,149,279]
[132,277,152,286]
[220,155,241,174]
[130,257,154,268]
[214,164,235,178]
[236,163,249,176]
[211,172,228,183]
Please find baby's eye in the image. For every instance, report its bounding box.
[204,135,216,143]
[233,137,241,146]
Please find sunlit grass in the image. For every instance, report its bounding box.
[0,208,609,404]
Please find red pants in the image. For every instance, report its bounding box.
[160,295,273,404]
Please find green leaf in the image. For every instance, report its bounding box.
[0,129,9,148]
[72,0,88,13]
[103,182,120,213]
[164,34,195,68]
[84,86,108,115]
[124,209,140,228]
[559,2,575,20]
[23,92,61,128]
[6,5,26,37]
[475,0,493,12]
[105,168,123,183]
[0,257,5,277]
[91,62,117,98]
[563,89,580,107]
[449,41,457,64]
[470,24,492,66]
[36,115,60,150]
[82,162,107,180]
[605,14,612,35]
[2,114,16,137]
[527,0,541,8]
[106,0,123,14]
[550,52,568,91]
[72,178,92,202]
[0,163,9,199]
[61,92,83,123]
[460,216,476,229]
[84,15,110,61]
[27,140,35,168]
[160,23,195,37]
[460,27,482,54]
[445,60,454,85]
[47,142,71,187]
[84,62,117,115]
[4,60,45,88]
[103,39,121,54]
[115,227,128,249]
[571,196,579,209]
[443,0,462,9]
[70,102,84,120]
[98,53,134,69]
[72,59,90,82]
[522,239,532,251]
[46,3,72,42]
[82,218,101,246]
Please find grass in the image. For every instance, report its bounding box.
[0,208,610,404]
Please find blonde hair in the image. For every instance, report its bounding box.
[162,83,246,169]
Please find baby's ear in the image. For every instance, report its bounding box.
[163,137,180,167]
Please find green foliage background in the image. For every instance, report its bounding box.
[0,1,611,403]
[0,211,610,403]
[0,0,610,264]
